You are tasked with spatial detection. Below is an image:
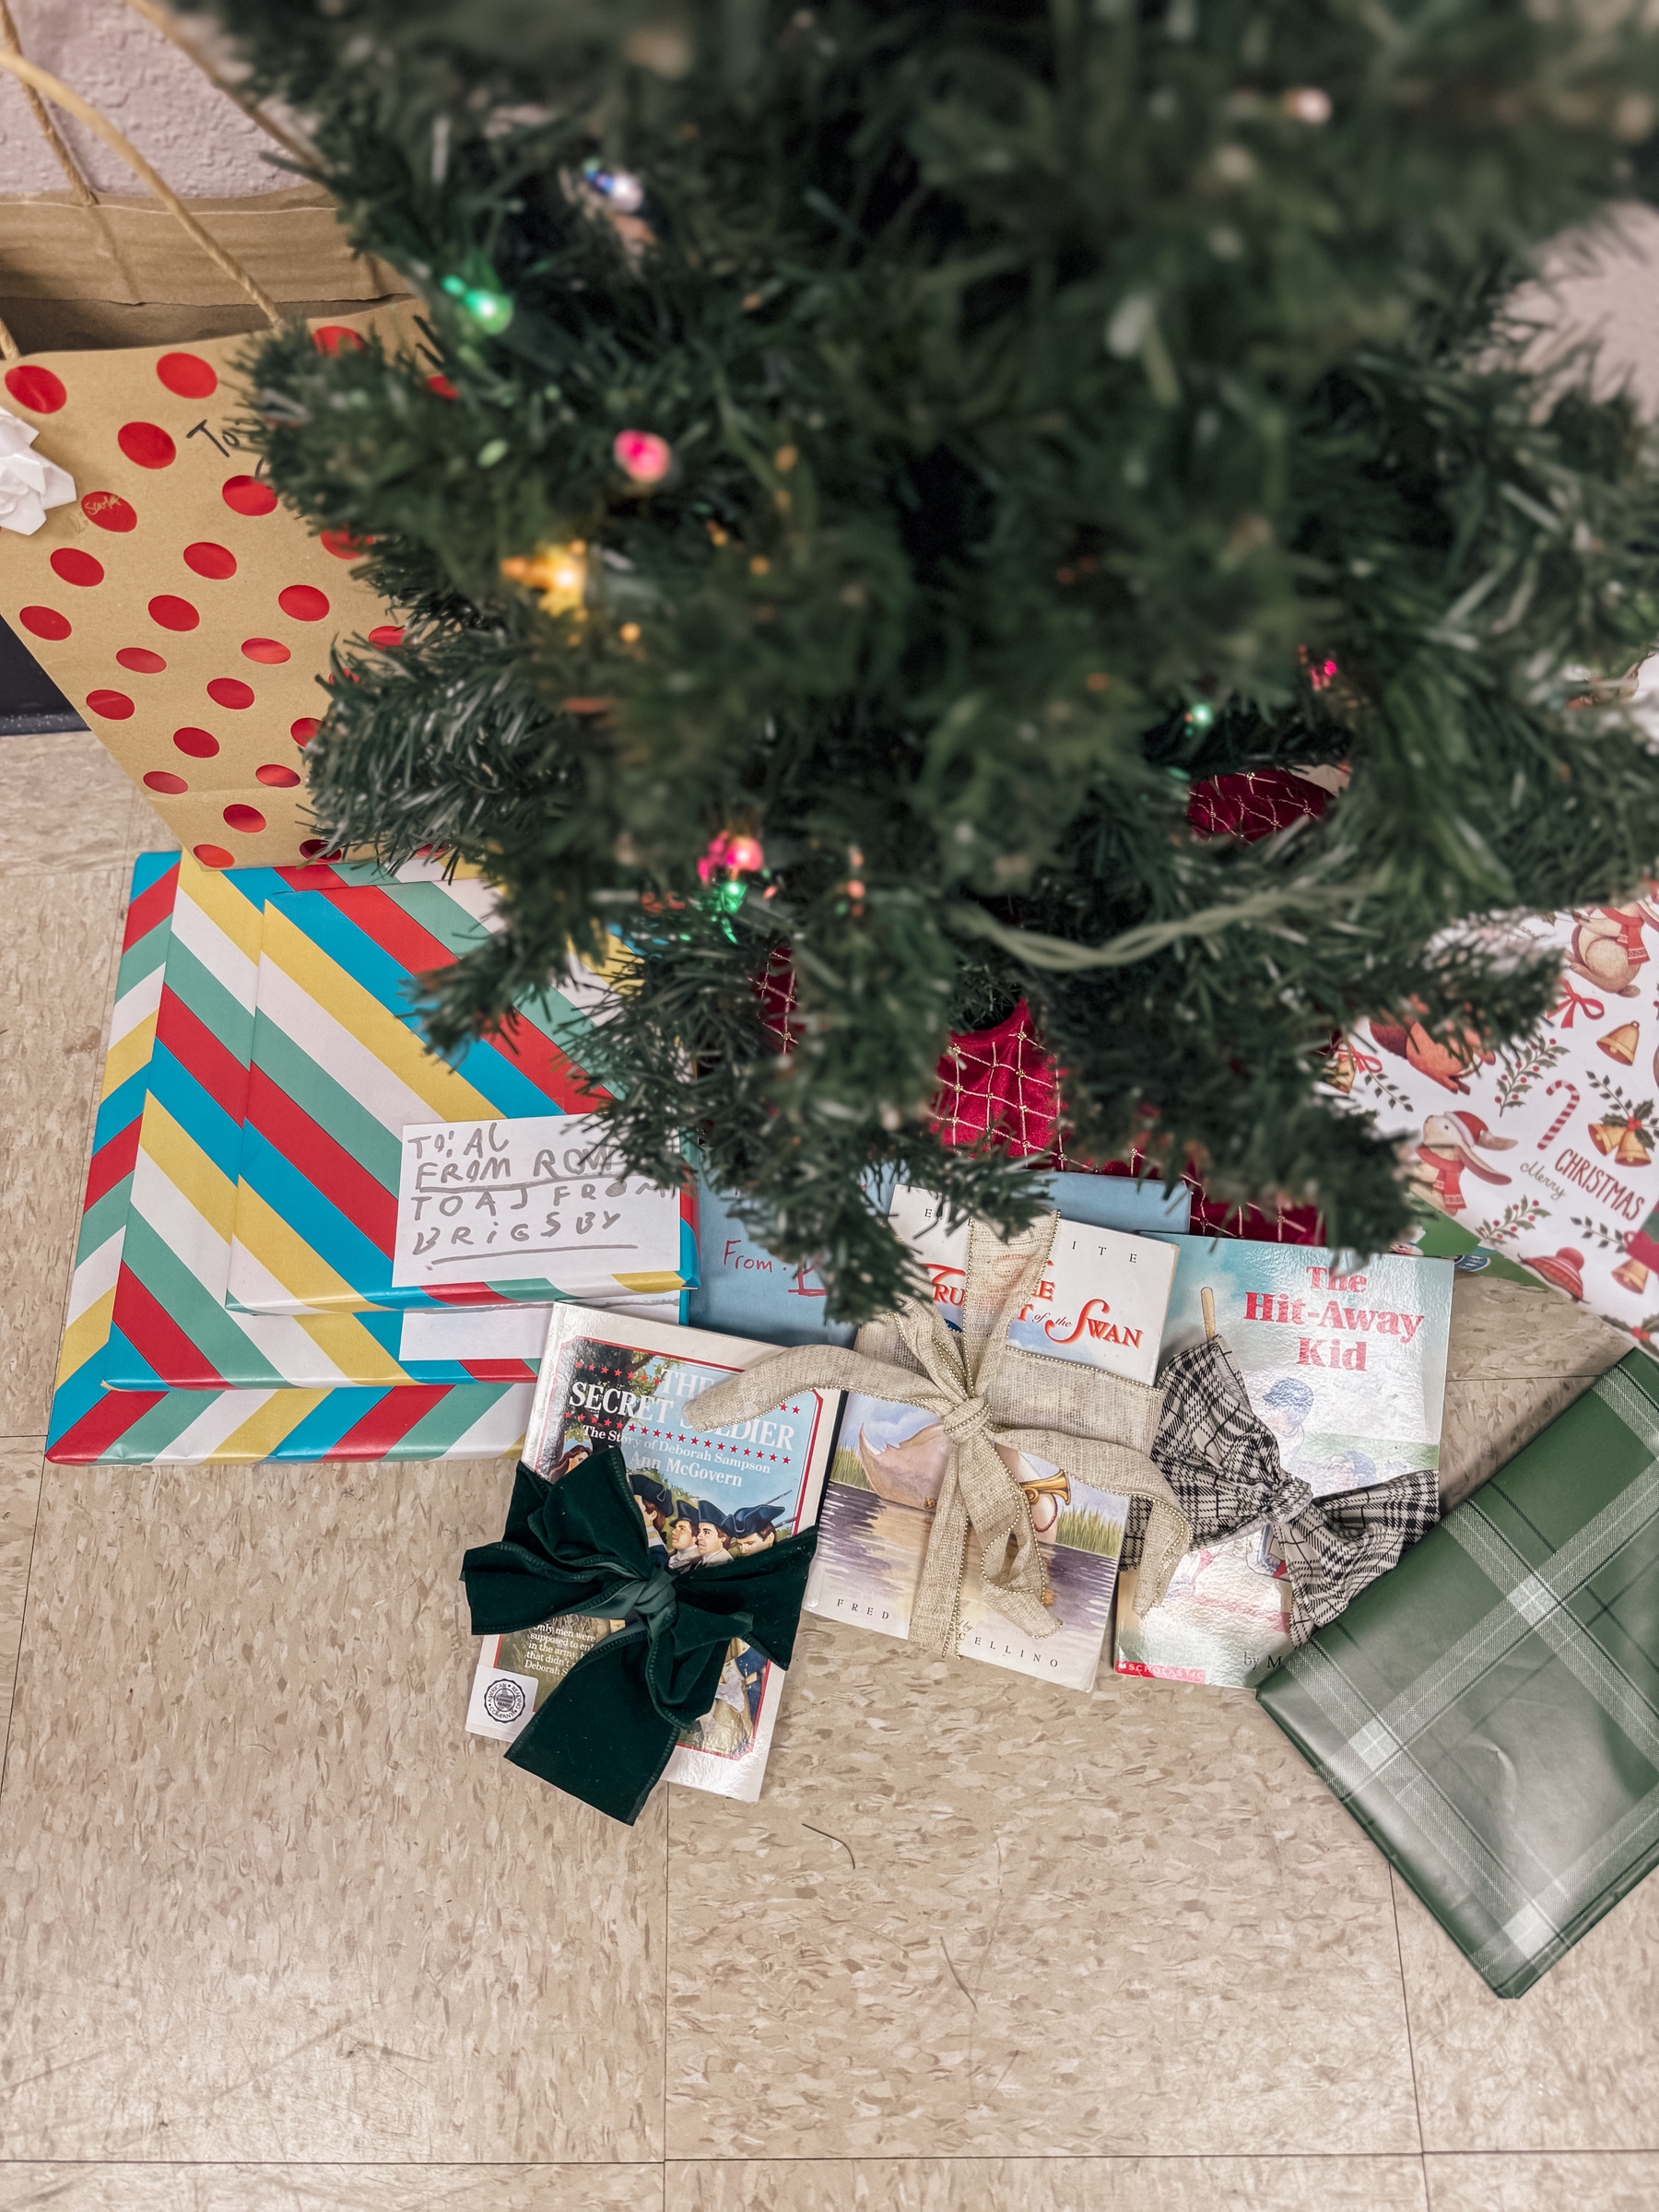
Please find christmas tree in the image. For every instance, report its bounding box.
[198,0,1659,1317]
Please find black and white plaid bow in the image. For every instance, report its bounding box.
[1148,1335,1440,1644]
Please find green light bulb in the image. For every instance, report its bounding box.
[1184,700,1217,732]
[706,877,747,915]
[463,287,514,335]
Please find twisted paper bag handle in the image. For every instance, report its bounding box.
[0,4,293,359]
[687,1211,1193,1659]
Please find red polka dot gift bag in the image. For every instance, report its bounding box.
[0,44,416,868]
[1,312,418,867]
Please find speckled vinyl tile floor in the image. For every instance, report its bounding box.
[0,739,1654,2212]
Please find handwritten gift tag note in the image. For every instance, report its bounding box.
[391,1114,684,1292]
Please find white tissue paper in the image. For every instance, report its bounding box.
[0,406,75,535]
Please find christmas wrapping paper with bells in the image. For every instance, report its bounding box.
[688,1213,1195,1658]
[1330,895,1659,1344]
[0,308,417,868]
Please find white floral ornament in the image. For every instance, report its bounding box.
[0,406,75,535]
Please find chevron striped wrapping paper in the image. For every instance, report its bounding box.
[222,880,698,1317]
[46,853,535,1464]
[103,853,679,1394]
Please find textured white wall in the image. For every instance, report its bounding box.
[0,0,276,198]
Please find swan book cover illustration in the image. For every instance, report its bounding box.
[465,1304,841,1803]
[803,1396,1132,1690]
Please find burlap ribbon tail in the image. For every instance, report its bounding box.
[688,1214,1193,1659]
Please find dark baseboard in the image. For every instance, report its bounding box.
[0,712,88,735]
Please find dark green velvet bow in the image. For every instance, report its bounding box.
[462,1446,818,1825]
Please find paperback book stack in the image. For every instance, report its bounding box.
[48,852,698,1465]
[803,1180,1191,1694]
[466,1171,1194,1808]
[1113,1240,1453,1688]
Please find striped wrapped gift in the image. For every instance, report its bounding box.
[1259,1352,1659,1997]
[107,851,492,1391]
[102,851,672,1393]
[113,853,681,1388]
[223,882,698,1317]
[47,854,535,1464]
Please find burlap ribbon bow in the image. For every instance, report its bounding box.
[463,1446,818,1824]
[688,1214,1192,1657]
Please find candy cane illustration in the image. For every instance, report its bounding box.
[1537,1079,1581,1152]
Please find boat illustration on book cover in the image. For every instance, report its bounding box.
[805,1390,1130,1692]
[465,1305,840,1803]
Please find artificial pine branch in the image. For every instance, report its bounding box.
[194,0,1659,1317]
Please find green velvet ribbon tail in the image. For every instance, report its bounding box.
[462,1446,818,1825]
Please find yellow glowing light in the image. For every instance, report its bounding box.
[500,542,588,618]
[619,622,641,643]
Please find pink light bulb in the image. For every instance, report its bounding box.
[614,429,673,485]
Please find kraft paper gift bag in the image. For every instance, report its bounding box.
[0,5,404,352]
[0,41,412,865]
[0,307,414,866]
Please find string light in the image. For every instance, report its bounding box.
[500,541,588,616]
[699,830,767,885]
[581,157,645,212]
[1282,88,1333,124]
[614,429,674,485]
[440,273,514,334]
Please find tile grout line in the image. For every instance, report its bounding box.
[0,867,129,1812]
[1389,1863,1431,2211]
[0,1448,44,1805]
[663,1783,672,2209]
[12,2153,1646,2170]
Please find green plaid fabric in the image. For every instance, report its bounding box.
[1258,1352,1659,1999]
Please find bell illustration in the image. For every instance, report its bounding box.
[1599,1021,1640,1065]
[1589,1117,1654,1167]
[1613,1254,1652,1295]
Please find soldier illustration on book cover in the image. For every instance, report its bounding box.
[467,1312,838,1794]
[527,1331,820,1757]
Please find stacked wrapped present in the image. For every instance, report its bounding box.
[48,849,696,1465]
